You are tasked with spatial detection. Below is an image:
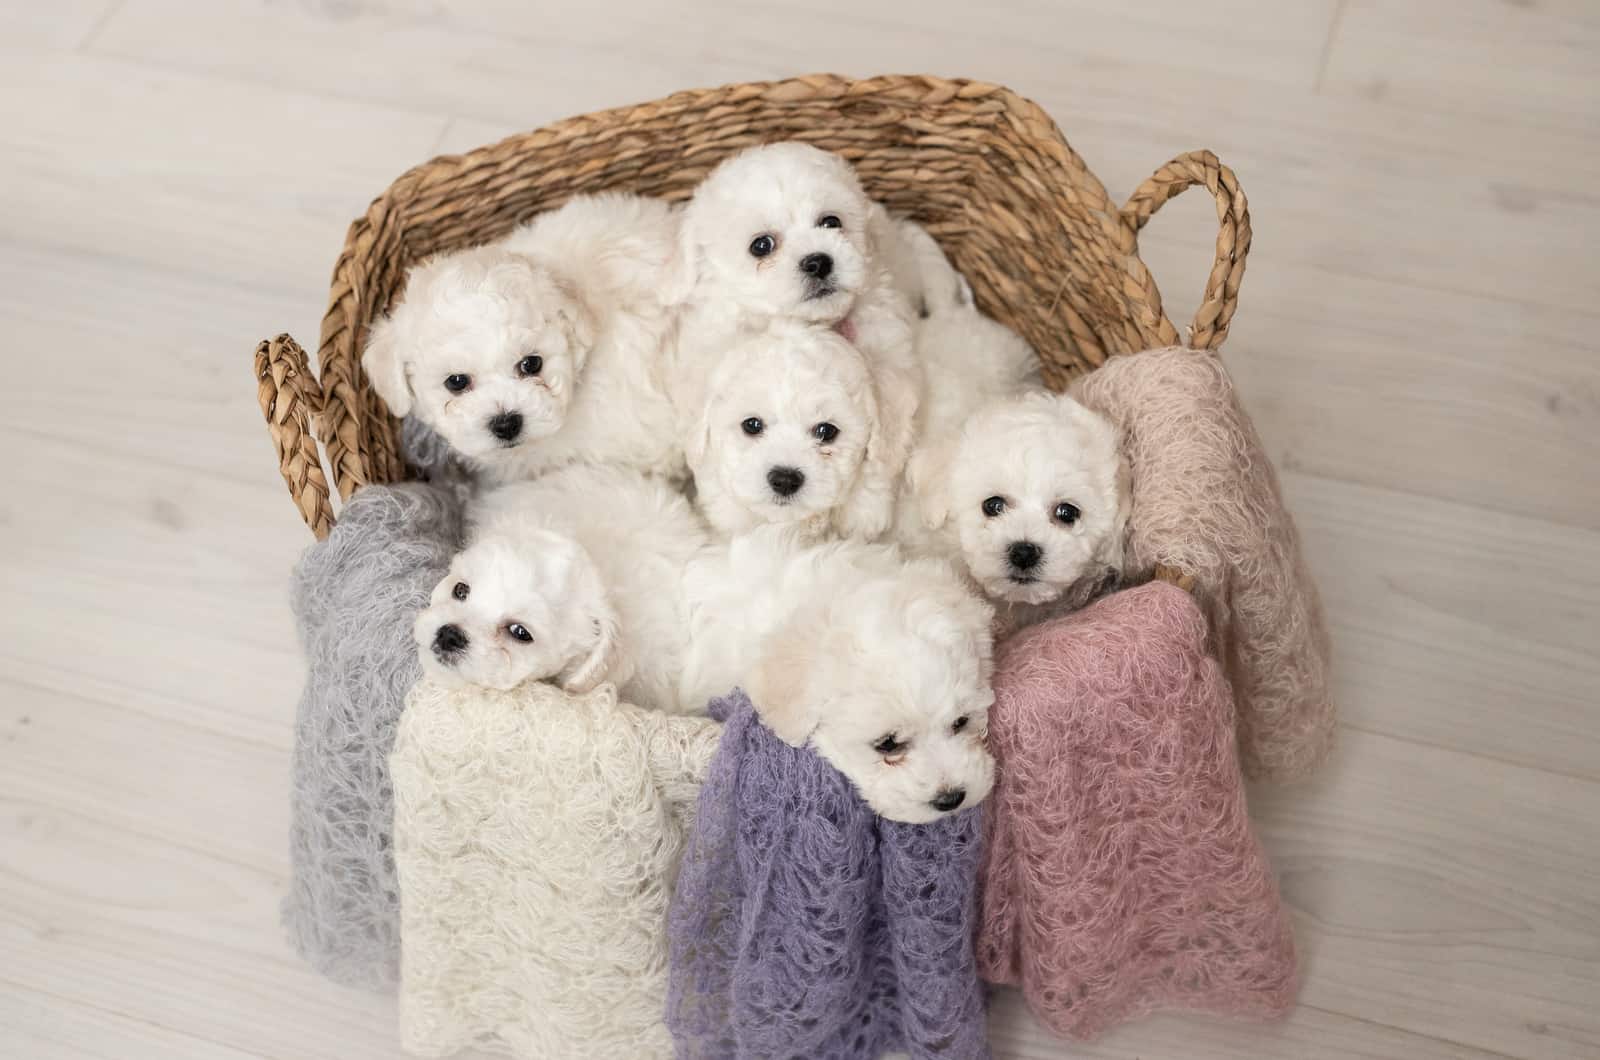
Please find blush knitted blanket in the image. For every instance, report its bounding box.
[666,690,990,1060]
[1072,347,1335,782]
[391,678,722,1058]
[977,582,1298,1038]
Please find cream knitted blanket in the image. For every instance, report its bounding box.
[390,678,721,1058]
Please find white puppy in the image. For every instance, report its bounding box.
[667,143,920,510]
[687,321,902,540]
[903,391,1129,629]
[413,465,708,713]
[681,527,995,823]
[364,193,681,484]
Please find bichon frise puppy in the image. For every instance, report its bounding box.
[686,321,905,540]
[363,193,681,485]
[903,390,1130,630]
[414,464,708,713]
[667,142,920,485]
[681,526,995,823]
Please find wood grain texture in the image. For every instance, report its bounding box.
[4,0,1598,1057]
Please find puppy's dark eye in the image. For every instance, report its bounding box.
[982,496,1006,518]
[741,417,765,436]
[873,734,907,755]
[817,214,842,229]
[749,234,776,258]
[951,715,970,734]
[517,355,543,377]
[444,374,471,393]
[812,422,839,444]
[452,581,469,601]
[506,623,533,643]
[1054,502,1081,526]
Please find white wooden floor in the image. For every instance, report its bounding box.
[3,2,1598,1057]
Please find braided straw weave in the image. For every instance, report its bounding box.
[253,74,1250,540]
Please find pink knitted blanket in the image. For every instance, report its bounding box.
[978,582,1298,1038]
[1072,347,1335,782]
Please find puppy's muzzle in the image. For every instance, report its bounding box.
[767,466,805,498]
[930,787,967,813]
[487,410,523,444]
[433,623,469,661]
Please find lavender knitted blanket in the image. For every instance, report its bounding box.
[666,691,990,1060]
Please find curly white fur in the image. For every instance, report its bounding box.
[391,678,721,1059]
[363,193,682,484]
[680,526,995,823]
[685,320,905,541]
[666,143,921,521]
[902,390,1129,631]
[414,465,709,714]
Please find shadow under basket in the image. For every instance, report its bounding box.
[252,72,1250,540]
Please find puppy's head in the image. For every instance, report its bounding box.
[673,142,873,323]
[363,246,596,461]
[749,556,996,823]
[907,391,1129,606]
[413,530,623,693]
[687,324,878,535]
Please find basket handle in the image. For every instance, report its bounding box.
[1119,150,1251,351]
[255,334,337,540]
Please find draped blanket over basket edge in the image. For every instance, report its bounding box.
[1072,348,1335,781]
[391,678,721,1059]
[977,581,1299,1038]
[667,690,990,1060]
[283,483,463,990]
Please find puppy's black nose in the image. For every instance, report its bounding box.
[930,788,967,813]
[433,624,468,657]
[1007,540,1043,571]
[488,411,523,443]
[798,252,833,279]
[767,466,805,497]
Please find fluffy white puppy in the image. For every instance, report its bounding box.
[903,391,1129,628]
[413,465,708,713]
[667,143,920,505]
[687,321,903,540]
[363,193,682,484]
[681,527,995,823]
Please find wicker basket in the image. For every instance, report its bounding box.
[254,73,1249,541]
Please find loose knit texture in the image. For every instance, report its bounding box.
[977,582,1298,1038]
[667,691,990,1060]
[283,483,463,990]
[391,678,722,1059]
[1071,347,1335,781]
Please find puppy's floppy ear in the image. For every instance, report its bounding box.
[904,439,956,530]
[684,396,714,469]
[551,274,599,353]
[560,598,631,695]
[746,619,823,746]
[361,317,413,417]
[831,377,895,540]
[1096,449,1134,574]
[659,206,700,307]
